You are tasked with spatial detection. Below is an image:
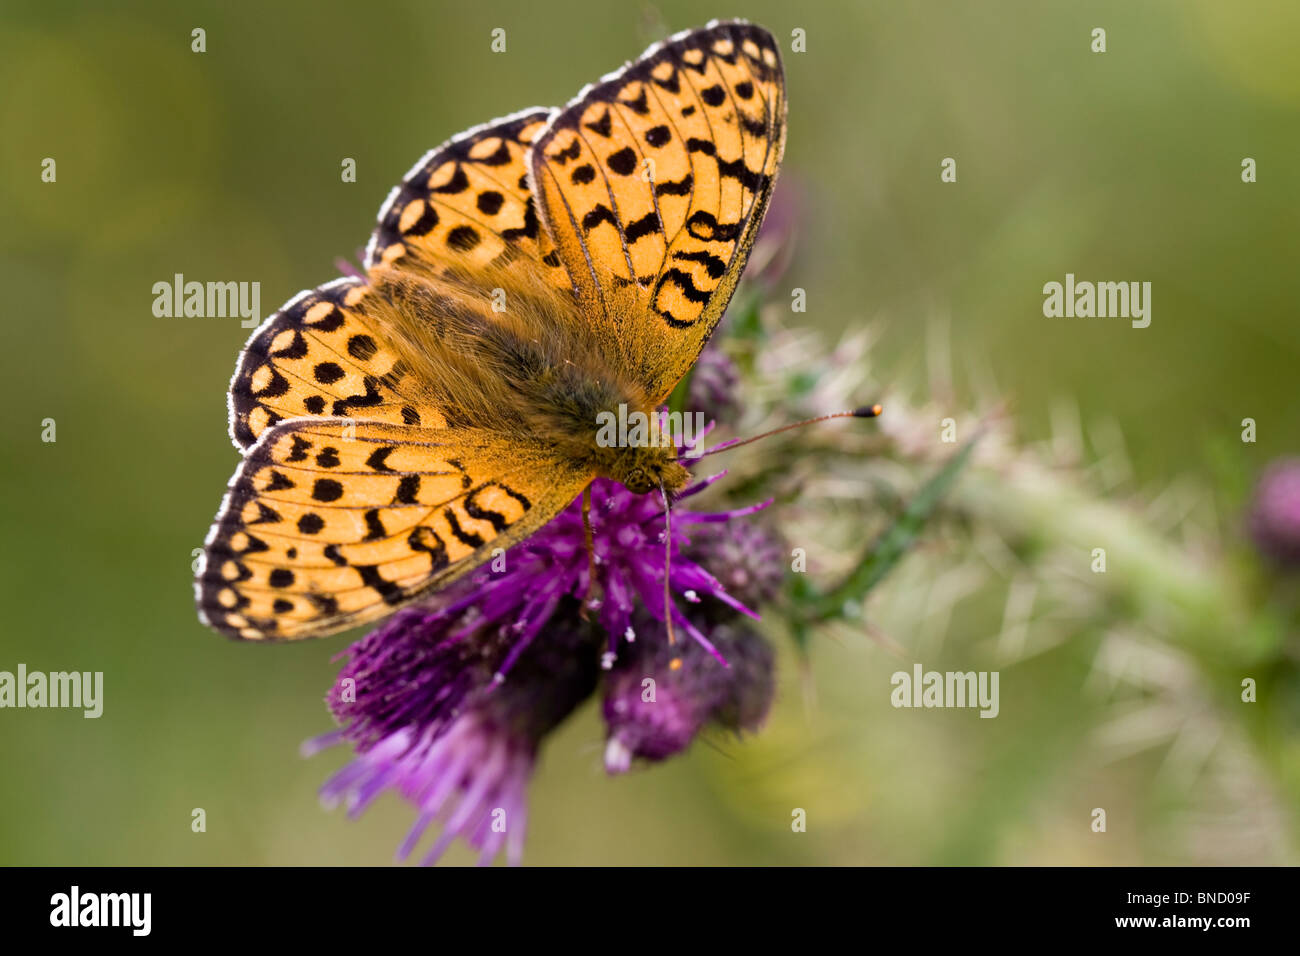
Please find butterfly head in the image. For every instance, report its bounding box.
[607,447,690,496]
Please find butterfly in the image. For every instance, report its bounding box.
[195,19,786,641]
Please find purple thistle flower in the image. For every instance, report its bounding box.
[307,601,600,866]
[416,474,771,673]
[682,518,786,611]
[306,471,775,863]
[1249,458,1300,567]
[312,718,535,866]
[603,619,776,773]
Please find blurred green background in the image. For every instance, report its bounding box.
[1,0,1297,865]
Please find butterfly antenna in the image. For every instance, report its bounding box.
[659,479,682,671]
[680,405,883,461]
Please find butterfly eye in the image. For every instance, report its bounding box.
[624,468,653,495]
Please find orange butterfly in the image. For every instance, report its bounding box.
[196,20,786,641]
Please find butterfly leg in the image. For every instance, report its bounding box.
[579,483,602,618]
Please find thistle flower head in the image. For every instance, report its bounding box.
[683,518,786,611]
[423,474,770,671]
[1249,458,1300,567]
[309,600,600,866]
[307,470,776,863]
[602,618,775,773]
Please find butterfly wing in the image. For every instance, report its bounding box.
[197,418,592,640]
[365,107,573,293]
[213,112,597,642]
[228,275,446,450]
[527,19,786,403]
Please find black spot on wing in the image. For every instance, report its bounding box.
[606,147,637,176]
[739,112,768,138]
[363,509,387,541]
[347,334,377,361]
[403,199,440,237]
[447,225,480,251]
[443,508,484,548]
[304,304,346,333]
[550,138,581,163]
[582,204,620,232]
[249,502,281,525]
[264,470,295,492]
[366,447,396,472]
[645,125,671,148]
[312,478,344,502]
[409,525,449,571]
[653,71,680,94]
[238,534,269,555]
[585,107,613,138]
[314,362,344,385]
[476,190,504,215]
[270,331,309,360]
[250,369,290,400]
[718,156,768,192]
[657,268,712,305]
[700,85,726,107]
[673,249,727,279]
[619,86,650,115]
[306,592,339,616]
[499,200,540,241]
[655,173,693,197]
[625,211,661,243]
[356,564,404,605]
[685,210,742,242]
[394,474,420,505]
[286,435,312,462]
[430,165,470,195]
[464,482,530,532]
[331,377,384,415]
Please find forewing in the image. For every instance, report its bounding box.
[527,19,786,401]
